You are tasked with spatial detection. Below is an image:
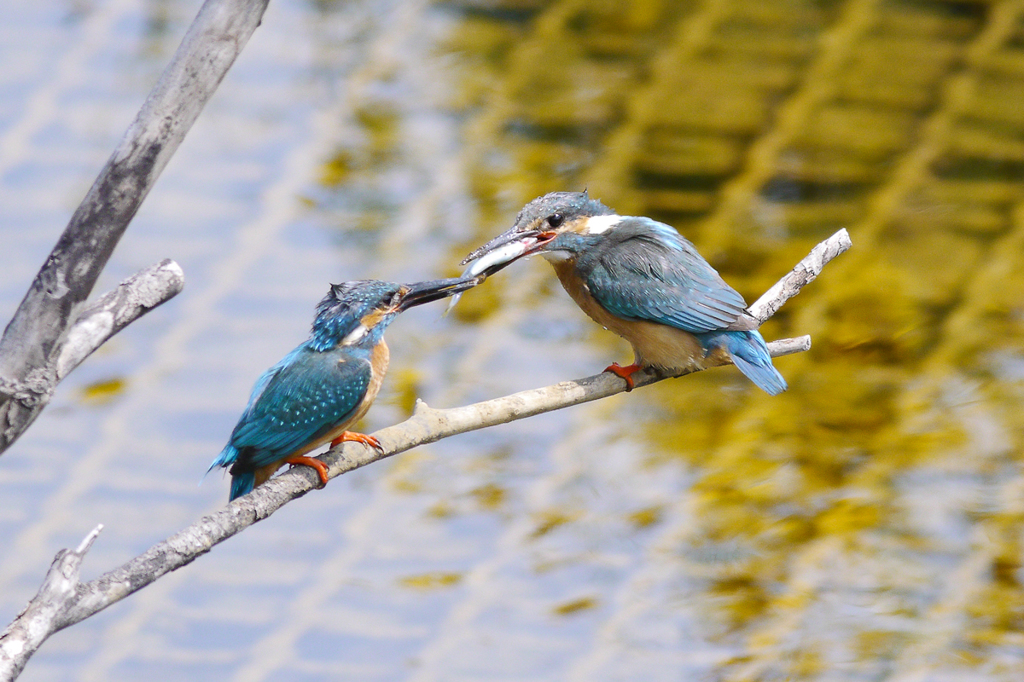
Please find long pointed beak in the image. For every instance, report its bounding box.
[461,228,535,266]
[459,228,558,279]
[442,228,557,316]
[396,276,481,312]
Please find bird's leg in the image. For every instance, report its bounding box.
[330,430,383,453]
[283,456,329,488]
[604,362,642,391]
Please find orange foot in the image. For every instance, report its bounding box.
[604,362,642,392]
[283,455,329,488]
[330,430,383,453]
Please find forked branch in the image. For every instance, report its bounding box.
[0,0,268,456]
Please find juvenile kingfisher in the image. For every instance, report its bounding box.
[459,191,787,395]
[209,277,477,501]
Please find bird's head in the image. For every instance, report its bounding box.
[460,191,619,276]
[310,277,478,351]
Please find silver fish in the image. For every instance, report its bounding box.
[445,236,538,314]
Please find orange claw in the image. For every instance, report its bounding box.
[283,455,329,488]
[330,430,383,453]
[604,362,642,392]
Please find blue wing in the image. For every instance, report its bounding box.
[217,345,372,473]
[576,217,752,334]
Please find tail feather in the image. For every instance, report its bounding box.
[206,444,254,501]
[701,330,787,395]
[208,444,238,474]
[230,471,256,501]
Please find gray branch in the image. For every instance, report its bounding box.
[55,260,185,380]
[0,229,851,680]
[0,0,269,455]
[749,228,852,323]
[0,526,102,680]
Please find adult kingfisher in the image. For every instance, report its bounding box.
[209,277,477,501]
[458,191,787,395]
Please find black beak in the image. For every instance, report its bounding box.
[460,228,535,266]
[395,276,482,312]
[458,228,559,281]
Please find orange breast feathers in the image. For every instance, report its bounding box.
[320,339,389,446]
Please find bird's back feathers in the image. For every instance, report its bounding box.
[575,217,754,334]
[209,343,373,500]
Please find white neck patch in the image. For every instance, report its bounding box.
[341,324,369,346]
[584,214,621,235]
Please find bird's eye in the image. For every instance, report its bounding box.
[547,213,564,228]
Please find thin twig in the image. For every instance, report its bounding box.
[749,228,851,323]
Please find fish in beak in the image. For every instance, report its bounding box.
[446,228,559,313]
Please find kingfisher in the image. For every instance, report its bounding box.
[459,191,787,395]
[209,277,477,501]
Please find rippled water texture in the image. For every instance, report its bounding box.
[2,0,1024,680]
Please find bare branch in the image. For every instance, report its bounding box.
[0,0,269,455]
[55,260,185,380]
[0,526,103,681]
[766,335,811,356]
[749,228,851,323]
[334,334,811,466]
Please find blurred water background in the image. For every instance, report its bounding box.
[2,0,1024,680]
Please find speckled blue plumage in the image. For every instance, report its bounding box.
[209,344,374,496]
[308,280,399,352]
[210,281,397,500]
